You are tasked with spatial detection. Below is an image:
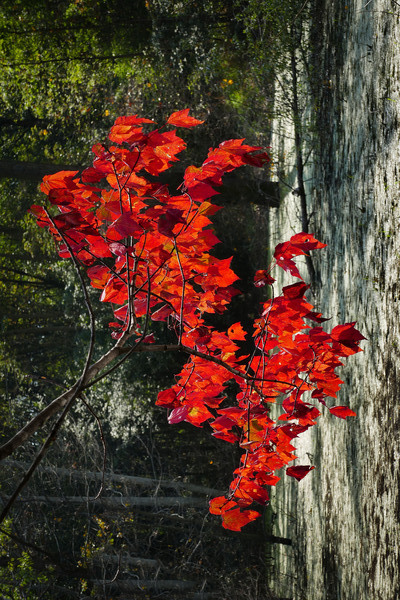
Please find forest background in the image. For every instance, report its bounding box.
[0,1,327,599]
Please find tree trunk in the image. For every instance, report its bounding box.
[10,495,208,508]
[3,459,223,496]
[91,579,199,593]
[290,32,318,285]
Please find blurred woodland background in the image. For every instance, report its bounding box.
[0,1,312,598]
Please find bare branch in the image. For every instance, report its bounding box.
[0,336,296,465]
[79,395,107,501]
[3,459,224,495]
[0,211,101,523]
[0,343,126,461]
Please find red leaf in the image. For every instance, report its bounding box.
[279,424,310,439]
[212,430,240,443]
[144,130,187,174]
[87,265,111,289]
[167,108,204,128]
[109,242,127,256]
[227,322,247,341]
[286,465,315,481]
[186,404,214,427]
[233,480,269,505]
[191,326,212,347]
[254,270,275,287]
[107,213,143,240]
[29,205,51,228]
[256,472,281,486]
[141,333,155,344]
[114,115,155,126]
[211,415,239,443]
[86,235,113,258]
[216,407,246,424]
[40,171,79,194]
[331,322,365,356]
[99,277,128,304]
[282,282,309,299]
[168,403,213,427]
[151,304,174,322]
[221,508,260,531]
[275,256,302,279]
[274,233,326,267]
[209,496,237,515]
[113,304,128,322]
[157,208,186,237]
[48,189,75,206]
[331,322,366,344]
[81,166,104,183]
[329,406,357,419]
[190,183,219,202]
[289,232,327,251]
[168,405,189,424]
[156,389,178,408]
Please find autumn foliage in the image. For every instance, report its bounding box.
[31,109,364,531]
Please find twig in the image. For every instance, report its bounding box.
[0,385,82,525]
[79,395,107,501]
[173,239,186,345]
[0,213,97,522]
[290,0,310,27]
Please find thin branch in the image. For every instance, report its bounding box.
[173,239,186,344]
[0,206,99,516]
[0,211,97,495]
[0,266,62,284]
[79,395,107,501]
[0,335,297,464]
[0,526,56,563]
[107,556,121,585]
[0,344,126,461]
[84,342,296,392]
[179,344,295,388]
[0,525,86,575]
[86,269,154,387]
[44,209,96,372]
[0,384,82,525]
[289,0,310,27]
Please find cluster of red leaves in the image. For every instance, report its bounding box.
[32,109,267,341]
[169,232,364,530]
[31,109,364,532]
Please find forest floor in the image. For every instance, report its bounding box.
[266,1,400,599]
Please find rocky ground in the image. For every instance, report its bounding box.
[267,1,400,598]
